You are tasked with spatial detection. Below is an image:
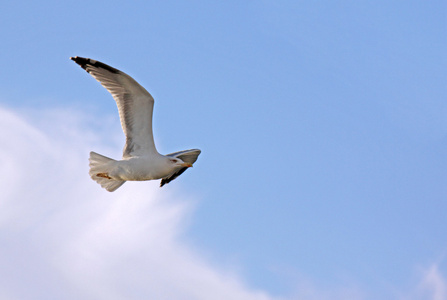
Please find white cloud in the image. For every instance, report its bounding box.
[396,262,447,300]
[420,264,447,300]
[408,263,447,300]
[2,105,445,300]
[0,106,274,300]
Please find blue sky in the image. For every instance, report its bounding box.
[0,1,446,299]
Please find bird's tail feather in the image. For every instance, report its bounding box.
[89,151,125,192]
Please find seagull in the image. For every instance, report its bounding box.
[70,56,201,192]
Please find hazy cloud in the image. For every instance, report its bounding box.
[422,264,446,300]
[0,106,273,300]
[1,105,445,300]
[408,263,447,300]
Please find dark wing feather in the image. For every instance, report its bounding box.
[160,167,188,187]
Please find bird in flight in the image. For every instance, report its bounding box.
[71,56,201,192]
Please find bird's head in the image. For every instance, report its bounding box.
[169,158,193,168]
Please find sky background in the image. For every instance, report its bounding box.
[0,1,446,299]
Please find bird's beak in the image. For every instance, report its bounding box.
[182,163,193,168]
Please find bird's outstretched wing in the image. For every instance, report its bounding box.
[71,56,157,158]
[160,149,201,187]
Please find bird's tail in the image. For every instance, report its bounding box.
[89,151,125,192]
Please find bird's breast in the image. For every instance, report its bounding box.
[114,156,172,181]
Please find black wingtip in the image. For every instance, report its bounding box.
[70,56,90,70]
[70,56,85,60]
[70,56,121,74]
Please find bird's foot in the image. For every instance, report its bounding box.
[96,173,112,179]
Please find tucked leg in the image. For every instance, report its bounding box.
[96,173,112,180]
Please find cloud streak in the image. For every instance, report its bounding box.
[1,105,446,300]
[0,106,273,300]
[422,264,447,300]
[406,263,447,300]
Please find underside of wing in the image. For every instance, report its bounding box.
[71,56,157,158]
[160,149,201,187]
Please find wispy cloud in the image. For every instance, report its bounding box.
[0,106,274,300]
[396,261,447,300]
[2,105,445,300]
[407,263,447,300]
[421,264,447,300]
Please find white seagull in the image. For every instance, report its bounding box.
[71,56,201,192]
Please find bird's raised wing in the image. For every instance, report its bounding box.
[160,149,201,187]
[71,56,157,158]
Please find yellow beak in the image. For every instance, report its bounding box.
[182,163,193,168]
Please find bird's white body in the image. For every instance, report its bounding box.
[71,56,201,191]
[107,155,180,181]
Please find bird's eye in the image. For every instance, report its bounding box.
[170,159,177,163]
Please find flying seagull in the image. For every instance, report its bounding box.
[70,56,201,192]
